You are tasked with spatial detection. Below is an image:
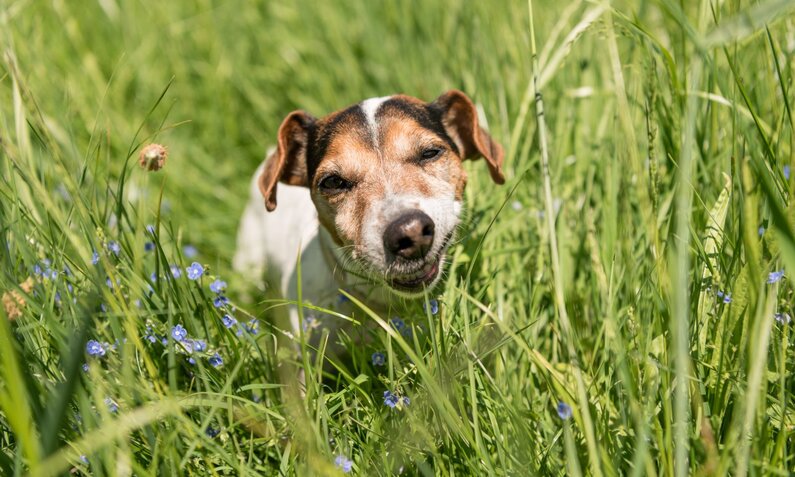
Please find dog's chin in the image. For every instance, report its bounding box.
[384,253,445,298]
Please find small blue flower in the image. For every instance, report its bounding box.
[86,340,106,357]
[428,299,439,315]
[100,303,107,313]
[146,224,156,234]
[557,401,572,420]
[192,340,207,352]
[183,245,198,258]
[107,241,121,256]
[390,317,405,331]
[213,295,230,308]
[775,312,791,324]
[759,226,765,237]
[337,293,350,304]
[187,357,196,365]
[134,299,142,308]
[767,270,785,284]
[104,397,118,413]
[716,290,724,298]
[209,279,227,294]
[144,242,155,252]
[48,269,58,280]
[170,264,182,279]
[161,337,168,346]
[33,264,42,276]
[205,426,220,438]
[105,277,114,289]
[149,272,158,283]
[91,251,100,265]
[186,262,204,280]
[334,455,353,473]
[79,455,89,465]
[63,265,72,276]
[171,324,188,342]
[723,294,732,304]
[785,165,791,180]
[245,319,259,335]
[384,390,398,408]
[401,396,410,407]
[208,353,223,367]
[371,351,386,366]
[82,363,89,372]
[221,314,237,328]
[145,333,157,343]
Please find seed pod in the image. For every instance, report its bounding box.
[138,144,168,171]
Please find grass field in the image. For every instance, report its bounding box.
[2,0,795,475]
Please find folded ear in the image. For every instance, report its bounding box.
[432,90,505,184]
[258,111,315,211]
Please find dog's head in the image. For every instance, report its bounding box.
[258,90,504,297]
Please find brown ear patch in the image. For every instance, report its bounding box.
[432,90,505,184]
[258,111,315,211]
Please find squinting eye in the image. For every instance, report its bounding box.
[318,174,352,194]
[420,148,442,162]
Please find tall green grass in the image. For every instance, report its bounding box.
[1,0,794,474]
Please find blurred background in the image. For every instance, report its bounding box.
[1,0,795,475]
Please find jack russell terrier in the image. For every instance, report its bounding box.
[233,90,504,352]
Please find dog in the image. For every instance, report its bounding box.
[233,90,504,353]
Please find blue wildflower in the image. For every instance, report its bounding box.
[100,303,107,312]
[785,165,791,180]
[213,295,230,308]
[134,299,142,308]
[105,277,114,289]
[208,353,223,367]
[390,317,405,331]
[371,351,386,366]
[383,390,398,408]
[146,224,155,234]
[107,241,121,256]
[79,455,89,465]
[144,242,155,252]
[170,264,182,279]
[723,294,732,304]
[245,319,259,335]
[427,299,439,315]
[716,290,724,298]
[557,401,572,420]
[192,340,207,352]
[768,270,785,284]
[183,245,198,258]
[33,264,42,276]
[91,251,100,265]
[401,396,410,407]
[171,324,188,342]
[82,363,89,372]
[775,312,791,325]
[86,340,106,357]
[221,314,237,328]
[186,262,203,280]
[161,337,168,346]
[187,357,196,365]
[149,272,158,283]
[48,269,58,280]
[209,279,227,294]
[759,226,765,237]
[145,333,157,344]
[334,455,353,473]
[104,397,118,413]
[205,427,220,438]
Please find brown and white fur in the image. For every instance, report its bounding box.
[233,90,504,347]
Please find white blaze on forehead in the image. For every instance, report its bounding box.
[359,96,391,147]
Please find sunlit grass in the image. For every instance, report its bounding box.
[1,0,795,474]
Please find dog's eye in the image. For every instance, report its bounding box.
[318,174,352,194]
[419,148,442,162]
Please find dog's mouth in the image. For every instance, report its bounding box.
[389,257,442,292]
[386,234,452,294]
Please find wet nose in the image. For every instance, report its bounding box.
[383,211,435,260]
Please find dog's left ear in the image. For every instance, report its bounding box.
[258,111,316,211]
[432,90,505,184]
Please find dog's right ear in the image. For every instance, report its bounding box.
[258,111,315,211]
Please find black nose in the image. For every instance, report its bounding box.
[383,211,435,260]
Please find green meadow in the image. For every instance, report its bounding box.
[1,0,795,474]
